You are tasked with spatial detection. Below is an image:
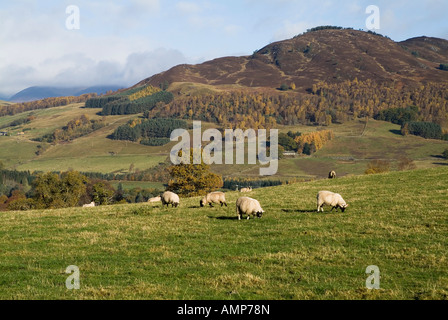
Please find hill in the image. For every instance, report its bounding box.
[0,101,446,178]
[0,100,13,107]
[137,28,448,91]
[9,85,124,103]
[0,167,447,299]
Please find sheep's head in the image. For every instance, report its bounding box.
[340,204,348,212]
[256,210,264,218]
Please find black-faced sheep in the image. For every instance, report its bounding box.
[240,186,252,193]
[236,196,264,220]
[200,192,227,207]
[328,170,336,179]
[317,191,348,212]
[161,191,180,208]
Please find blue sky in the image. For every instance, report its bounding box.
[1,0,447,97]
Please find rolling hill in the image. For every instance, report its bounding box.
[137,28,448,91]
[0,27,447,179]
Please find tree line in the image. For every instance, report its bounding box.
[0,94,96,117]
[85,85,174,116]
[110,118,188,145]
[0,170,165,211]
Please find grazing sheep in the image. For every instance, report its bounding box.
[328,170,336,179]
[82,201,95,208]
[317,191,348,212]
[148,196,161,203]
[200,192,227,207]
[161,191,180,208]
[240,186,252,193]
[236,197,264,220]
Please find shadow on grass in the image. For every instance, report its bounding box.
[433,162,448,166]
[282,209,315,213]
[209,216,239,220]
[389,129,402,135]
[431,155,446,159]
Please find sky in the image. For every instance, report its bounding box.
[1,0,447,98]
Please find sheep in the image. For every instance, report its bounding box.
[200,191,227,207]
[236,197,264,220]
[240,186,252,193]
[82,201,95,208]
[328,170,336,179]
[317,191,348,212]
[161,191,180,208]
[148,196,161,203]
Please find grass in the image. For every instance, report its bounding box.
[0,167,447,299]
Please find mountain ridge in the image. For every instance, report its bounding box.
[136,29,448,91]
[9,85,125,103]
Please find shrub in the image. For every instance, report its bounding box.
[397,156,417,171]
[365,160,390,175]
[442,149,448,159]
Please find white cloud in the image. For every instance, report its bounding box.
[272,21,313,41]
[176,1,202,14]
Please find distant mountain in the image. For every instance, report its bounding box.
[9,85,124,103]
[136,28,448,91]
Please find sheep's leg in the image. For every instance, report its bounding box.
[209,203,214,208]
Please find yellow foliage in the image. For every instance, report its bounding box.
[294,130,334,152]
[129,85,161,101]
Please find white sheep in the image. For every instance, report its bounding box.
[240,186,252,193]
[200,192,227,207]
[236,196,264,220]
[148,196,161,203]
[161,191,180,208]
[317,191,348,212]
[82,201,95,208]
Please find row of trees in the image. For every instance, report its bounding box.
[85,85,174,116]
[0,94,96,117]
[1,170,165,211]
[110,118,188,144]
[401,121,446,140]
[374,106,419,126]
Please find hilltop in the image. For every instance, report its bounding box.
[137,28,448,91]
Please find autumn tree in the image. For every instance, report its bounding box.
[32,171,88,209]
[167,149,223,197]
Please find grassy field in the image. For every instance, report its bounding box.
[0,167,447,300]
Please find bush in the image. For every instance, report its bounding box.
[442,149,448,159]
[7,198,35,211]
[439,64,448,71]
[397,156,416,171]
[365,160,390,175]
